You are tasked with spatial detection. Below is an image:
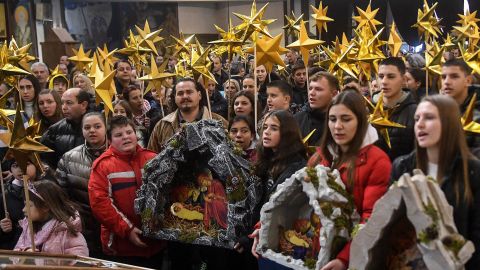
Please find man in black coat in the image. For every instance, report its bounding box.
[441,59,480,152]
[290,63,308,109]
[374,57,417,161]
[295,72,339,146]
[41,88,90,169]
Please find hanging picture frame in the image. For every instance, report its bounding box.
[7,0,37,54]
[0,3,7,38]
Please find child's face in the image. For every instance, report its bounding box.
[23,200,48,222]
[262,116,281,150]
[113,104,127,117]
[11,162,36,180]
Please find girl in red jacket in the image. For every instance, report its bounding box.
[309,90,391,270]
[88,115,164,267]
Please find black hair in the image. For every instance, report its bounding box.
[406,68,426,88]
[76,89,91,107]
[170,77,207,110]
[122,84,142,101]
[229,115,255,135]
[379,57,406,75]
[442,59,472,76]
[266,80,292,97]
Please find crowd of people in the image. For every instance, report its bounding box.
[0,48,479,270]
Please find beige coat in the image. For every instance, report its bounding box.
[147,107,228,153]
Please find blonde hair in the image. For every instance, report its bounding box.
[73,73,94,95]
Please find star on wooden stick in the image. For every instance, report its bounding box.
[388,22,403,57]
[461,92,480,133]
[94,67,116,117]
[68,44,92,71]
[413,0,442,42]
[138,55,175,95]
[366,92,405,148]
[5,107,52,173]
[425,41,445,76]
[233,0,275,42]
[283,11,303,38]
[246,34,288,73]
[311,1,333,33]
[460,45,480,75]
[209,19,244,63]
[353,4,382,32]
[135,20,163,56]
[0,43,31,82]
[287,20,323,68]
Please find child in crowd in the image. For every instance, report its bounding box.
[14,180,88,256]
[229,115,256,163]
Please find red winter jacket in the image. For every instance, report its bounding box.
[88,145,164,257]
[309,144,391,266]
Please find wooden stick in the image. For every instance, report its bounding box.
[254,46,258,132]
[227,64,232,123]
[22,175,35,251]
[426,71,429,97]
[204,77,213,119]
[0,162,8,219]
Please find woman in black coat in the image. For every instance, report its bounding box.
[390,95,480,269]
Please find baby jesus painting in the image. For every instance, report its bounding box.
[169,168,228,231]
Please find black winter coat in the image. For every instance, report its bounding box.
[292,84,307,108]
[391,152,480,269]
[210,91,229,119]
[0,180,24,250]
[375,92,417,161]
[40,118,85,169]
[294,106,326,146]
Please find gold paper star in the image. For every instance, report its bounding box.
[94,66,116,116]
[246,34,288,73]
[287,20,323,67]
[367,92,405,148]
[425,41,445,76]
[96,44,118,66]
[233,0,275,42]
[353,4,382,32]
[354,27,386,80]
[461,93,480,133]
[5,107,52,172]
[68,44,93,71]
[209,19,244,63]
[460,45,480,75]
[442,34,456,51]
[322,39,358,79]
[190,45,216,83]
[135,20,163,56]
[138,55,175,95]
[311,2,333,33]
[388,22,403,57]
[283,11,303,38]
[0,43,31,81]
[169,32,196,63]
[412,0,442,42]
[7,38,35,72]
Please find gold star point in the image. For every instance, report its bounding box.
[287,20,323,66]
[311,2,333,33]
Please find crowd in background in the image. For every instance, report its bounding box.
[0,47,479,270]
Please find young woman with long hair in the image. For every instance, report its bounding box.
[250,110,307,269]
[391,95,480,269]
[35,89,63,133]
[309,90,391,270]
[17,75,41,119]
[230,90,260,121]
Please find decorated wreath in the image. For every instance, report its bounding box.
[134,119,262,248]
[257,164,359,270]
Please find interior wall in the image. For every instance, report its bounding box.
[179,1,285,43]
